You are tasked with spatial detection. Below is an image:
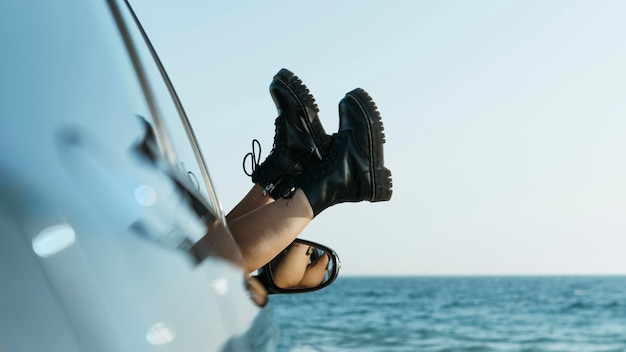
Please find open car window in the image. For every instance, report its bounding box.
[113,0,225,222]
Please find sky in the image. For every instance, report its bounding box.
[130,0,626,276]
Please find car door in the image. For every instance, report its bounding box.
[0,0,272,351]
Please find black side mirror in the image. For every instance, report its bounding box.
[255,239,341,294]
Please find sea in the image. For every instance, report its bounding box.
[269,276,626,352]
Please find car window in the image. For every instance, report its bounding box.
[114,0,224,221]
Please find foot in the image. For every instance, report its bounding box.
[270,68,331,158]
[298,88,392,217]
[248,69,331,198]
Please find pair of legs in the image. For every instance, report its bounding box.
[223,69,392,274]
[271,241,330,288]
[226,185,312,274]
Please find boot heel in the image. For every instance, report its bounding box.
[372,167,393,202]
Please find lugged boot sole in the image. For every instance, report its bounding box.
[273,69,330,157]
[344,88,393,202]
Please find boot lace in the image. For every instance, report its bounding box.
[242,117,296,198]
[242,116,287,178]
[242,138,278,196]
[301,133,341,182]
[242,139,262,177]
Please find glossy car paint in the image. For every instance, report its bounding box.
[0,1,273,351]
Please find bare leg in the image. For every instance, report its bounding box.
[299,253,330,287]
[272,243,330,288]
[272,242,310,288]
[228,189,313,273]
[226,184,274,222]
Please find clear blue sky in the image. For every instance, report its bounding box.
[131,0,626,276]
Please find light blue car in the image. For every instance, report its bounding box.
[0,1,339,351]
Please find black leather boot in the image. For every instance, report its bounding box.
[298,88,393,217]
[246,69,331,198]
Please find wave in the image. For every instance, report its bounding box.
[272,276,626,351]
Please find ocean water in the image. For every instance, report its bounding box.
[269,276,626,352]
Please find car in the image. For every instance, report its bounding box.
[0,1,339,351]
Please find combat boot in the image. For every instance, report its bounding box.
[245,68,331,198]
[298,88,393,217]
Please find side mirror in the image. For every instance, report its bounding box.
[255,239,341,294]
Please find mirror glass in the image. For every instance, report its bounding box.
[257,239,340,294]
